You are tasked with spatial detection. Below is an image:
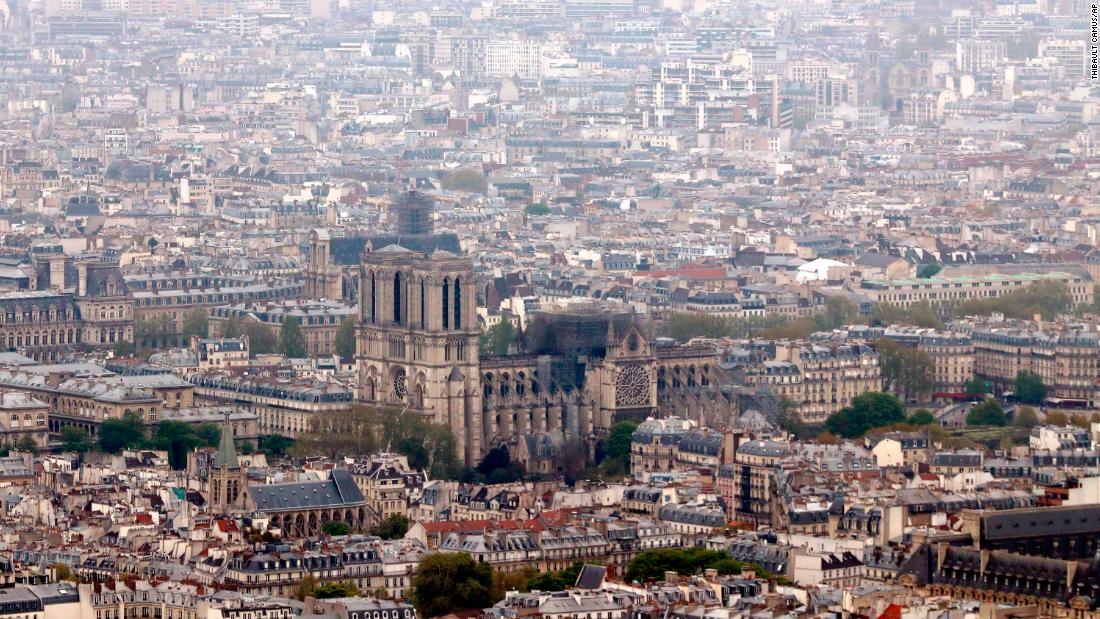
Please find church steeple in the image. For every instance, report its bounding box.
[210,414,243,515]
[214,414,239,470]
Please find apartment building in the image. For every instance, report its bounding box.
[772,341,882,424]
[970,325,1100,405]
[880,327,974,395]
[860,272,1093,308]
[728,439,790,527]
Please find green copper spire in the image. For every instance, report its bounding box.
[214,413,239,469]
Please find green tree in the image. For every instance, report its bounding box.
[774,396,806,438]
[194,423,221,448]
[98,411,147,453]
[259,434,294,457]
[113,340,136,357]
[527,562,584,591]
[181,308,209,340]
[907,409,936,425]
[370,515,409,539]
[967,399,1008,426]
[875,338,934,402]
[659,313,735,340]
[51,564,76,583]
[916,264,942,278]
[1014,405,1040,428]
[382,410,462,479]
[524,203,550,216]
[1046,411,1070,426]
[1072,413,1092,428]
[1014,371,1047,404]
[441,168,489,194]
[824,392,906,438]
[293,575,318,601]
[244,321,277,356]
[411,553,494,617]
[493,567,536,599]
[322,520,352,536]
[292,406,380,460]
[222,316,242,338]
[314,582,360,599]
[602,420,638,473]
[479,320,516,356]
[963,377,992,395]
[475,446,523,482]
[817,296,860,330]
[335,318,356,360]
[16,435,39,455]
[61,426,93,453]
[953,282,1072,321]
[279,316,307,358]
[625,548,741,583]
[151,421,199,469]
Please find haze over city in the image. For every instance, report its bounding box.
[0,0,1095,618]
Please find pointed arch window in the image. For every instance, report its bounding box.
[442,278,450,330]
[370,272,376,324]
[454,277,462,330]
[393,272,402,325]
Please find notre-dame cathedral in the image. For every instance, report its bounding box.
[304,192,735,466]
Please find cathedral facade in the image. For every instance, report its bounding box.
[307,192,732,466]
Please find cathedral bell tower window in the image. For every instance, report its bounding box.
[393,272,402,325]
[454,277,462,330]
[442,278,450,330]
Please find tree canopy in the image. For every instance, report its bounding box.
[967,399,1008,427]
[292,405,462,479]
[243,321,277,356]
[824,392,906,438]
[624,548,784,584]
[322,521,352,536]
[953,281,1072,321]
[279,316,307,358]
[1013,405,1040,428]
[61,426,93,453]
[527,562,583,591]
[370,515,409,539]
[98,411,147,453]
[874,338,934,402]
[524,203,550,216]
[181,308,209,340]
[479,320,516,356]
[149,420,221,469]
[441,168,488,195]
[598,420,637,477]
[314,581,359,599]
[916,264,942,278]
[335,318,356,360]
[907,409,936,425]
[1014,371,1047,404]
[411,553,494,618]
[963,377,992,395]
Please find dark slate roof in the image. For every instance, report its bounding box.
[855,252,903,268]
[982,505,1100,542]
[575,564,607,590]
[84,263,129,298]
[330,233,462,265]
[249,469,365,512]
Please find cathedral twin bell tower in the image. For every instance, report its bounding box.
[355,191,483,463]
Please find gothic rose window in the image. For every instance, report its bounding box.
[615,365,649,407]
